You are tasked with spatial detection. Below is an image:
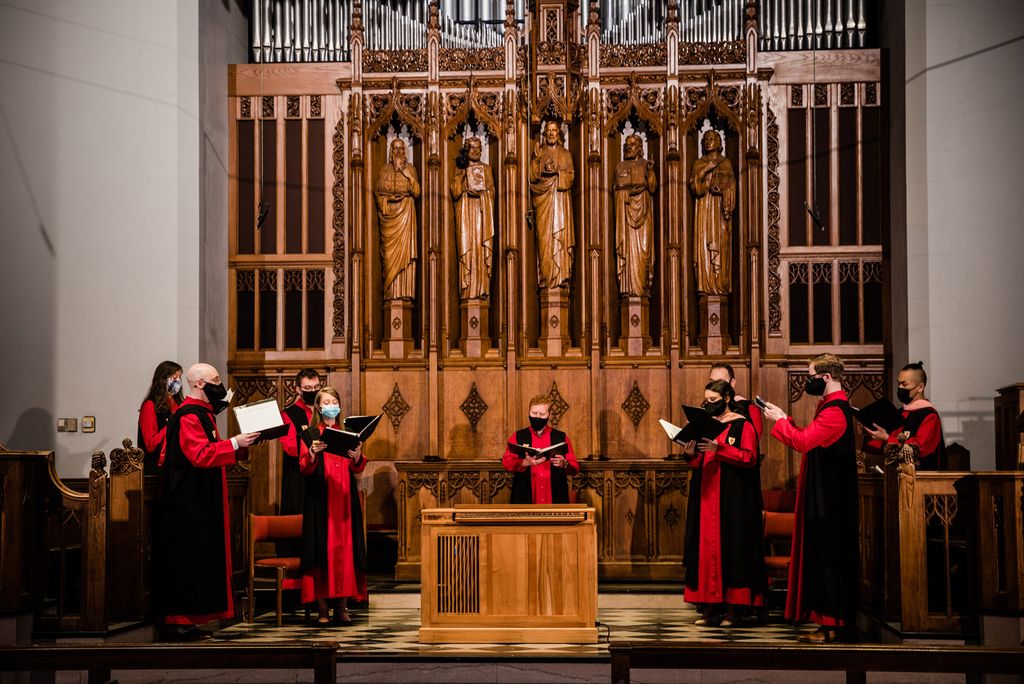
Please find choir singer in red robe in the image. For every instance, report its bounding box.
[299,388,367,625]
[762,353,859,643]
[137,360,184,474]
[863,361,946,470]
[502,394,579,504]
[681,380,765,627]
[160,363,258,641]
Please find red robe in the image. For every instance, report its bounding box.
[864,399,943,460]
[770,390,854,627]
[298,425,368,603]
[683,419,764,606]
[281,399,313,459]
[138,396,178,466]
[501,428,579,504]
[162,397,237,626]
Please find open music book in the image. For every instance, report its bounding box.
[232,397,288,441]
[659,405,729,445]
[301,413,384,455]
[506,441,568,459]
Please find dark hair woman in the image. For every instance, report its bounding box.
[138,360,184,474]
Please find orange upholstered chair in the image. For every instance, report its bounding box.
[247,514,305,626]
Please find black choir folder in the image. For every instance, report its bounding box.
[659,405,728,445]
[506,441,568,459]
[301,413,384,455]
[853,399,904,433]
[232,397,289,442]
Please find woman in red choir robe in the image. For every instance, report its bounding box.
[138,360,184,474]
[681,379,766,627]
[299,387,367,625]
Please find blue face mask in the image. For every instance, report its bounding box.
[167,378,181,395]
[320,405,341,419]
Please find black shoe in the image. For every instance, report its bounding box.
[162,625,209,642]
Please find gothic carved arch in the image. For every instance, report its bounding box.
[442,79,503,140]
[366,78,426,141]
[681,71,744,135]
[603,74,665,137]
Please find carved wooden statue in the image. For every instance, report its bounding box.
[450,137,495,300]
[614,134,658,297]
[689,130,736,295]
[529,121,575,289]
[375,138,420,300]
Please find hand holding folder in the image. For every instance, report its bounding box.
[232,398,289,443]
[301,413,383,456]
[853,399,904,434]
[659,405,728,445]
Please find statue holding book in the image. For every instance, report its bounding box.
[450,136,495,300]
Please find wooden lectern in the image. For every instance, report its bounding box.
[419,504,598,644]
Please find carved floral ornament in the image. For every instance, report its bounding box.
[332,113,346,338]
[363,49,429,74]
[109,438,143,476]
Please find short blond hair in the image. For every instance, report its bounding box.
[528,394,552,410]
[811,353,844,380]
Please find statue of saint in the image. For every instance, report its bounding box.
[614,134,658,297]
[450,136,495,300]
[529,121,575,289]
[375,138,420,300]
[689,130,736,295]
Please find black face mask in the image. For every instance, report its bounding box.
[301,389,319,406]
[529,416,549,433]
[896,387,914,405]
[203,382,229,414]
[703,400,726,417]
[805,376,827,396]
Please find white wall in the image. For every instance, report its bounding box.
[0,1,245,476]
[903,0,1024,469]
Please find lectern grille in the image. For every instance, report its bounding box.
[436,534,480,614]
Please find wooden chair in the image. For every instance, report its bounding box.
[247,514,306,626]
[763,510,795,586]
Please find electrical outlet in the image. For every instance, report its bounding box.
[82,416,96,433]
[57,418,78,432]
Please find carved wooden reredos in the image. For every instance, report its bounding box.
[228,0,887,515]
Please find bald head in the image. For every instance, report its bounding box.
[186,363,221,399]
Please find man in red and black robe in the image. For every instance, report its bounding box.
[280,368,322,516]
[863,362,946,470]
[159,363,258,641]
[502,395,579,504]
[763,354,859,642]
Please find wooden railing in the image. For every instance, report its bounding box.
[608,642,1024,684]
[0,642,337,684]
[857,467,1024,636]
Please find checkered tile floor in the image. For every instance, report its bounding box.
[213,594,810,658]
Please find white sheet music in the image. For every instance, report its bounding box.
[233,397,283,433]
